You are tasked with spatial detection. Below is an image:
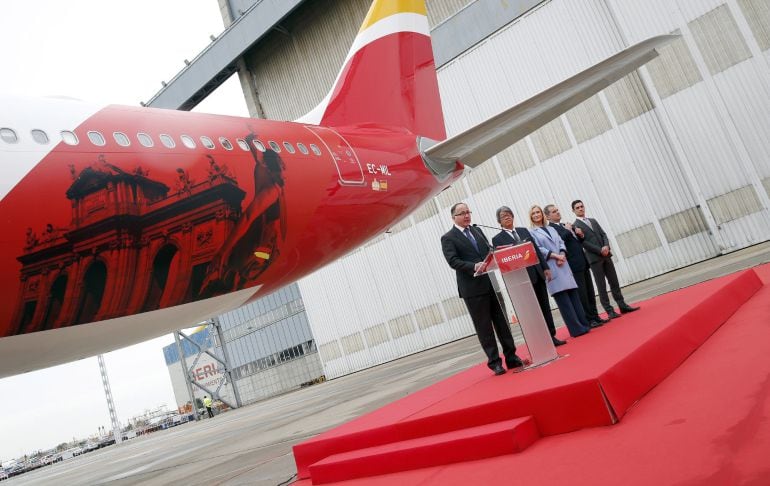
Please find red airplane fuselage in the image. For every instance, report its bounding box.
[0,101,461,338]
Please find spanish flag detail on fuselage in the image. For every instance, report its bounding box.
[254,247,271,261]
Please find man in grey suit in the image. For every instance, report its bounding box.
[571,200,639,319]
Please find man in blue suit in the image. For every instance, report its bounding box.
[441,203,524,375]
[544,204,607,328]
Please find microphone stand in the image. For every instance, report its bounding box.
[472,223,503,248]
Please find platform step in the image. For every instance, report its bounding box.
[308,416,539,484]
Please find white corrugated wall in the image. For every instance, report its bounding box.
[299,0,770,378]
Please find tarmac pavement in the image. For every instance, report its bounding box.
[8,241,769,486]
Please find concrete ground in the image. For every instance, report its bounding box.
[9,241,770,486]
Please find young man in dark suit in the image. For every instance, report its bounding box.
[543,204,607,328]
[441,203,524,375]
[571,200,639,318]
[491,206,566,346]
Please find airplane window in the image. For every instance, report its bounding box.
[268,141,281,152]
[61,130,79,145]
[0,128,18,144]
[200,136,215,149]
[31,129,49,144]
[160,134,175,148]
[253,139,266,152]
[219,137,233,150]
[137,132,154,147]
[181,135,196,149]
[283,142,296,154]
[297,142,309,155]
[87,131,106,146]
[310,144,322,156]
[113,132,130,147]
[236,138,249,151]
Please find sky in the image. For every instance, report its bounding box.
[0,1,249,461]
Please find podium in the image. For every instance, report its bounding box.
[476,242,559,368]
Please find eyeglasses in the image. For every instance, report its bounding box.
[453,211,472,217]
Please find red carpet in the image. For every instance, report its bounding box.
[308,417,539,484]
[293,265,769,485]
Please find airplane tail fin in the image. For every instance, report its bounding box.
[297,0,446,140]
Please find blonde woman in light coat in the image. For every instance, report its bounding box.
[529,205,591,338]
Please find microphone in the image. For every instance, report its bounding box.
[470,223,492,246]
[474,223,520,249]
[472,223,505,249]
[472,223,502,231]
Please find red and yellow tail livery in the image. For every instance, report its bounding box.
[300,0,445,140]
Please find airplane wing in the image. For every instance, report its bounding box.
[424,35,677,169]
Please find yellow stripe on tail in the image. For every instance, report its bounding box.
[359,0,427,32]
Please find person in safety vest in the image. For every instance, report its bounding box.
[203,396,214,418]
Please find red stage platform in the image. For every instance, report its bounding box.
[293,267,765,484]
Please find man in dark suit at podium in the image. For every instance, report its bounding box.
[543,204,607,328]
[491,206,566,347]
[571,200,639,318]
[441,203,523,375]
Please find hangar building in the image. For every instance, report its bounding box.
[163,283,323,407]
[151,0,770,380]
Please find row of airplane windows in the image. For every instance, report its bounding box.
[0,127,325,156]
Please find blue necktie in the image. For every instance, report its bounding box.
[463,227,479,252]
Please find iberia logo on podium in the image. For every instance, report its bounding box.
[495,242,538,273]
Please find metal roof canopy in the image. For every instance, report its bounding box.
[146,0,542,111]
[432,0,542,68]
[145,0,306,110]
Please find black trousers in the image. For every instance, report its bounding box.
[531,278,557,337]
[590,258,626,312]
[573,267,599,321]
[463,293,518,369]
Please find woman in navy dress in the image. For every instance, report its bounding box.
[528,205,590,338]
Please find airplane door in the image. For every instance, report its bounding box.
[304,126,365,186]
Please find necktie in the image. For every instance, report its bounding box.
[463,227,479,252]
[583,218,593,230]
[510,229,521,243]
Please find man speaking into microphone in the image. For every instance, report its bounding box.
[441,202,524,375]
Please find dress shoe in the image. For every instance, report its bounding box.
[552,337,567,346]
[594,316,610,324]
[507,356,524,369]
[606,309,621,319]
[589,320,604,328]
[492,364,506,375]
[619,304,640,313]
